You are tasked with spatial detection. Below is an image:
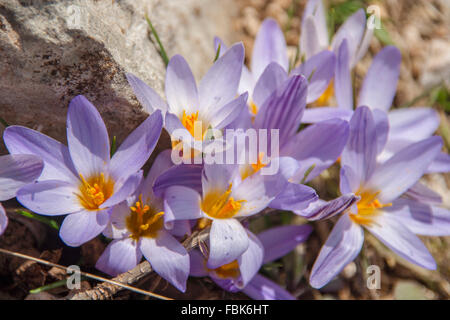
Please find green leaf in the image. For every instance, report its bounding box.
[0,117,9,128]
[16,209,59,230]
[145,15,169,67]
[213,43,221,62]
[29,279,68,294]
[301,164,316,184]
[374,26,394,46]
[110,135,117,157]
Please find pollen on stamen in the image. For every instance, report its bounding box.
[77,173,114,211]
[349,190,392,226]
[126,194,164,241]
[202,184,246,220]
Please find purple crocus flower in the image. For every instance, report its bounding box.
[3,95,163,247]
[309,106,446,289]
[215,18,335,120]
[96,150,189,292]
[303,42,450,174]
[190,225,312,300]
[163,163,280,269]
[300,0,372,67]
[126,43,248,153]
[223,70,352,216]
[0,154,44,235]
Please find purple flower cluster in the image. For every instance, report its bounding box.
[0,0,448,299]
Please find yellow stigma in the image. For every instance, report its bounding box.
[315,80,334,106]
[349,191,392,226]
[77,173,115,211]
[241,152,267,180]
[126,194,164,241]
[195,217,212,230]
[249,101,258,116]
[208,260,241,279]
[201,184,246,219]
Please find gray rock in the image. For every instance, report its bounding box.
[0,0,237,153]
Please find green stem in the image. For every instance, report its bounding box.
[145,14,169,66]
[16,209,59,230]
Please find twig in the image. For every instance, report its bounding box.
[70,227,211,300]
[0,248,171,300]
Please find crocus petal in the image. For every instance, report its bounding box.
[252,18,289,78]
[126,73,168,114]
[213,36,228,57]
[334,39,353,110]
[109,110,162,181]
[243,274,295,300]
[387,107,440,143]
[367,136,442,203]
[0,204,8,235]
[100,171,143,209]
[254,75,308,147]
[358,46,401,112]
[153,164,203,197]
[354,25,373,64]
[95,238,142,276]
[299,16,322,61]
[366,213,436,270]
[302,0,328,49]
[239,66,256,96]
[269,183,318,212]
[209,93,248,129]
[4,126,78,183]
[163,186,202,222]
[292,50,336,104]
[373,109,389,155]
[404,182,442,205]
[141,150,174,196]
[295,194,359,221]
[282,119,349,182]
[331,9,366,65]
[189,249,208,277]
[16,180,81,215]
[59,210,109,247]
[258,225,312,264]
[102,200,130,239]
[0,154,44,201]
[202,164,234,197]
[386,198,450,236]
[252,62,288,107]
[238,231,264,288]
[302,107,353,123]
[140,231,190,292]
[199,43,244,119]
[232,174,273,217]
[67,95,110,177]
[165,55,199,116]
[341,106,377,187]
[208,219,249,269]
[310,214,364,289]
[427,152,450,174]
[340,165,359,194]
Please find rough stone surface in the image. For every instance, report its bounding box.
[0,0,237,153]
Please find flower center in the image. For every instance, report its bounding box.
[77,173,114,211]
[209,260,240,279]
[315,79,334,106]
[240,152,267,180]
[349,191,392,226]
[126,195,164,241]
[201,184,246,219]
[181,110,208,141]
